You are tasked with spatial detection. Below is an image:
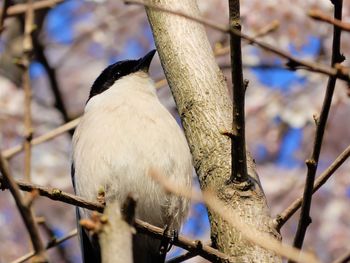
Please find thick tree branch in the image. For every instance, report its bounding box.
[292,0,344,251]
[275,144,350,229]
[228,0,248,183]
[142,0,280,261]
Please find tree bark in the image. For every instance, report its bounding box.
[100,202,133,263]
[146,0,281,261]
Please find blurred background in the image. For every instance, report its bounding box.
[0,0,349,262]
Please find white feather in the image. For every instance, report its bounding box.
[72,71,192,230]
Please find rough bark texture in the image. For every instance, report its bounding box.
[100,202,133,263]
[146,0,281,261]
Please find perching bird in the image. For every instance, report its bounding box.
[71,50,192,263]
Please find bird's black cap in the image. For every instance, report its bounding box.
[87,49,156,102]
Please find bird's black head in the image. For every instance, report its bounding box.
[87,49,156,102]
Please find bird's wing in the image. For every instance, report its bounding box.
[72,162,101,263]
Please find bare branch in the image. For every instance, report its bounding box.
[11,229,77,263]
[125,0,350,82]
[2,117,80,159]
[275,144,350,229]
[228,0,248,183]
[22,0,35,182]
[4,0,64,17]
[135,219,229,262]
[214,20,280,57]
[39,219,73,262]
[0,178,105,212]
[292,0,344,251]
[309,9,350,32]
[0,178,229,262]
[148,169,319,263]
[0,153,47,262]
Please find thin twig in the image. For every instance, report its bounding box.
[0,179,229,262]
[309,9,350,32]
[4,0,64,17]
[275,144,350,229]
[124,0,350,82]
[0,0,11,32]
[2,117,80,159]
[228,0,248,183]
[0,178,105,212]
[39,220,73,262]
[214,20,279,57]
[22,0,35,182]
[0,153,47,262]
[11,229,77,263]
[291,0,344,252]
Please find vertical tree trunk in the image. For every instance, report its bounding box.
[146,0,281,261]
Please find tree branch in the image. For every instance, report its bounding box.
[2,117,80,159]
[143,0,280,261]
[148,168,319,263]
[136,219,229,262]
[309,9,350,32]
[228,0,248,183]
[3,0,64,17]
[0,178,230,262]
[275,144,350,229]
[0,153,47,262]
[292,0,344,252]
[22,0,35,182]
[11,229,77,263]
[125,0,350,82]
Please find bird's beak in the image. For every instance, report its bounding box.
[135,49,156,72]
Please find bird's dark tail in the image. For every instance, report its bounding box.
[77,208,101,263]
[133,234,166,263]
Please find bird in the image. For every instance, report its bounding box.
[71,50,192,263]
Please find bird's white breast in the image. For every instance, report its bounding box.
[72,72,192,229]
